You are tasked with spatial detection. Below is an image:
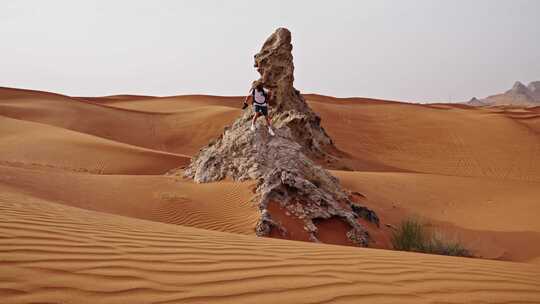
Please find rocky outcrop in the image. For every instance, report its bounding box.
[176,28,379,246]
[506,81,531,96]
[467,81,540,107]
[252,28,335,160]
[468,97,487,106]
[528,81,540,100]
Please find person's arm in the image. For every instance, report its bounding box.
[242,89,252,108]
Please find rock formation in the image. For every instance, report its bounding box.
[177,28,379,246]
[467,81,540,107]
[507,81,531,96]
[528,81,540,101]
[252,28,336,160]
[468,97,487,106]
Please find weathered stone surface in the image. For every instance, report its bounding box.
[528,81,540,101]
[177,28,379,246]
[183,27,336,182]
[507,81,530,96]
[468,97,488,106]
[254,28,335,159]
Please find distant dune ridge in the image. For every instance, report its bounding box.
[467,80,540,107]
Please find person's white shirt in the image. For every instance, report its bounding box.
[252,88,268,106]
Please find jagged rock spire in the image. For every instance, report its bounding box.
[253,28,305,113]
[253,27,335,159]
[178,28,379,246]
[507,81,530,95]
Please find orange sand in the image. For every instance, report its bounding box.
[1,87,540,303]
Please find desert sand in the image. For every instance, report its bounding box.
[2,195,540,304]
[1,86,540,303]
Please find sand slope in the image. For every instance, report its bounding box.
[95,95,242,112]
[0,116,188,174]
[2,87,540,302]
[333,170,540,262]
[308,95,540,182]
[2,88,540,262]
[1,196,539,304]
[0,87,239,156]
[0,166,258,235]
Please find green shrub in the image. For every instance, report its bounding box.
[391,218,470,257]
[391,218,426,251]
[425,232,470,257]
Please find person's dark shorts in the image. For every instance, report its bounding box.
[254,105,268,116]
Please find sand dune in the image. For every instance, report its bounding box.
[333,170,540,262]
[0,166,258,235]
[2,87,540,302]
[100,95,242,112]
[308,95,540,182]
[1,196,539,304]
[0,87,239,156]
[6,88,539,181]
[76,94,159,103]
[0,116,188,174]
[4,87,539,178]
[2,88,540,260]
[332,171,540,233]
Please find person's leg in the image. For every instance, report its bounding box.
[265,115,272,127]
[263,108,275,136]
[251,112,260,130]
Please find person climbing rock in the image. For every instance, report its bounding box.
[242,82,275,136]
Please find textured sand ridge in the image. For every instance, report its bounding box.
[0,166,258,235]
[1,197,540,304]
[308,95,540,181]
[0,116,189,174]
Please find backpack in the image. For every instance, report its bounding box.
[252,88,268,104]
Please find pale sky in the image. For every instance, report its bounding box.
[1,0,539,102]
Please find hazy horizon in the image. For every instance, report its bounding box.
[2,0,539,102]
